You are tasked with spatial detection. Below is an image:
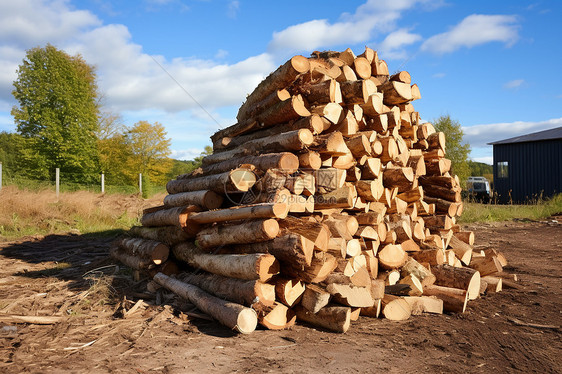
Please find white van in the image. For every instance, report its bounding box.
[466,177,491,202]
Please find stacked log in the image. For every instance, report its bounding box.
[111,47,509,334]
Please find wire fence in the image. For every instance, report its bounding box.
[0,163,166,196]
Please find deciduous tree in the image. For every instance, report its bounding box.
[124,121,172,185]
[433,115,471,188]
[11,45,100,182]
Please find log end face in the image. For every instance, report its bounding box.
[151,243,170,265]
[291,55,310,73]
[236,308,258,334]
[280,153,300,173]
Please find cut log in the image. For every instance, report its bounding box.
[378,244,408,269]
[129,225,193,246]
[275,278,305,307]
[278,216,331,251]
[346,134,371,158]
[424,196,458,216]
[205,129,314,164]
[231,233,314,267]
[235,55,310,124]
[481,276,503,293]
[390,71,411,84]
[299,151,322,170]
[380,81,412,105]
[431,265,481,300]
[180,272,276,308]
[282,252,338,283]
[427,132,446,151]
[163,190,223,210]
[383,167,414,192]
[154,273,257,334]
[198,153,300,176]
[454,231,475,246]
[340,79,377,104]
[189,203,288,225]
[117,237,169,265]
[215,116,324,151]
[353,57,372,79]
[398,275,423,296]
[310,132,350,156]
[360,158,382,179]
[196,219,279,248]
[401,257,436,286]
[236,88,291,126]
[355,179,384,202]
[422,184,461,202]
[110,246,153,270]
[141,205,199,231]
[173,242,279,282]
[301,284,331,313]
[423,284,468,313]
[360,93,384,117]
[382,295,411,321]
[259,302,296,330]
[311,103,344,124]
[361,299,382,318]
[403,296,443,315]
[295,305,351,333]
[326,283,375,307]
[448,235,473,265]
[411,249,445,266]
[314,185,357,209]
[469,256,503,276]
[167,168,256,194]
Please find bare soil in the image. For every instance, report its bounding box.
[0,219,561,374]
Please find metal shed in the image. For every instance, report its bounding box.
[488,126,562,203]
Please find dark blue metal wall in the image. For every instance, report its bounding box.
[493,139,562,203]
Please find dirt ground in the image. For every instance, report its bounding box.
[0,219,560,374]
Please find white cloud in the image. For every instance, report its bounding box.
[503,79,524,90]
[421,14,520,54]
[268,0,432,54]
[463,117,562,148]
[0,1,276,117]
[471,156,493,165]
[378,28,422,59]
[227,1,240,19]
[215,49,229,59]
[0,0,101,48]
[170,148,204,161]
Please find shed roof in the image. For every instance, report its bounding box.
[488,126,562,145]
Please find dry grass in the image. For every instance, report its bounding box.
[0,186,165,240]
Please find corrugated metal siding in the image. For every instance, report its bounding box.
[493,139,562,203]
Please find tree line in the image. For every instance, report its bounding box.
[0,44,208,188]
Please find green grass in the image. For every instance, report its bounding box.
[459,193,562,223]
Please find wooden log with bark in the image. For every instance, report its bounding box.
[154,272,258,334]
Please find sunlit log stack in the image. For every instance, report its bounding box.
[111,47,509,334]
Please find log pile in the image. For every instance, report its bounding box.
[111,47,510,334]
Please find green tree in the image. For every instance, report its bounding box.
[433,115,471,188]
[0,132,25,180]
[124,121,172,186]
[192,145,213,169]
[11,44,100,182]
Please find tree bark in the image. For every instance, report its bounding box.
[166,168,256,194]
[173,242,280,282]
[196,219,280,248]
[154,273,258,334]
[117,237,169,265]
[179,272,276,308]
[189,203,289,224]
[294,305,351,333]
[163,190,224,210]
[129,225,194,246]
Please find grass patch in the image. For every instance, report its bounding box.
[0,186,164,240]
[459,193,562,223]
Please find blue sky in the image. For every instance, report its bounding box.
[0,0,561,164]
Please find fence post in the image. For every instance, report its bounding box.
[139,173,142,195]
[55,168,60,198]
[0,162,2,191]
[101,172,105,194]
